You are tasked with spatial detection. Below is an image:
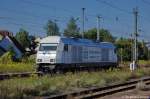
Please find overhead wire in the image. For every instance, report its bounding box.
[0,0,149,40]
[95,0,134,37]
[96,0,150,40]
[96,0,132,14]
[21,0,76,17]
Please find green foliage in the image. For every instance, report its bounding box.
[15,28,30,48]
[64,17,80,38]
[84,28,115,43]
[135,69,146,77]
[138,41,149,60]
[44,20,59,36]
[21,55,35,64]
[115,37,149,61]
[115,38,132,61]
[0,51,14,64]
[138,60,150,65]
[0,63,35,73]
[0,68,150,98]
[0,54,35,73]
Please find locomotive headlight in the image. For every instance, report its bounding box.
[37,59,42,62]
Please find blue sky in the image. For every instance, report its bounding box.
[0,0,150,41]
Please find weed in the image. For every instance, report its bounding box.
[0,67,150,98]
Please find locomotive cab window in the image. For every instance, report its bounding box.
[39,43,57,51]
[64,44,68,51]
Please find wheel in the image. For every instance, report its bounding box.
[36,64,43,72]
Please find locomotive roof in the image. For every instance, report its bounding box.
[61,37,115,49]
[40,36,115,49]
[40,36,60,43]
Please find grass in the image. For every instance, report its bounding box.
[0,52,36,73]
[138,60,150,66]
[0,52,150,98]
[0,63,35,73]
[0,68,150,98]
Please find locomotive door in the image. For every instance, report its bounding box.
[101,48,109,61]
[71,46,82,63]
[72,46,77,63]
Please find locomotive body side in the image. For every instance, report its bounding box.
[36,36,118,72]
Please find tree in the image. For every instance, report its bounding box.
[115,37,132,61]
[84,28,115,43]
[44,20,59,36]
[137,40,148,60]
[64,17,80,38]
[115,37,149,61]
[15,28,30,48]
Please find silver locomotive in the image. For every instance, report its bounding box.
[36,36,118,72]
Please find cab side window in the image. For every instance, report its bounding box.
[64,44,68,51]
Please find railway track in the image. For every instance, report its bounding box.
[0,72,43,80]
[43,76,150,99]
[0,66,123,81]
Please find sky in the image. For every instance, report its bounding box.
[0,0,150,42]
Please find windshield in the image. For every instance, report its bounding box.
[39,43,57,51]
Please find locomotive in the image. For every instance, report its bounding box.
[36,36,118,72]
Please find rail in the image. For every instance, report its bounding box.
[43,76,150,99]
[0,72,43,80]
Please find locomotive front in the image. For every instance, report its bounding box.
[36,36,60,72]
[36,43,57,64]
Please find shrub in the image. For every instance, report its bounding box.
[0,51,14,64]
[21,55,35,64]
[0,63,35,73]
[0,53,35,73]
[0,67,150,98]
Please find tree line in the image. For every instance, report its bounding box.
[15,17,150,61]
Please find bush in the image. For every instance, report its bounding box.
[0,67,150,98]
[0,63,35,73]
[21,55,35,64]
[0,51,14,64]
[0,52,36,73]
[138,60,150,66]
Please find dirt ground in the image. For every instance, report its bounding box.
[99,89,150,99]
